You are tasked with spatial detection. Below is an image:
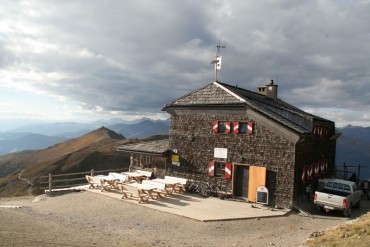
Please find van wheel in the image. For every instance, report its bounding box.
[344,205,352,217]
[316,205,323,213]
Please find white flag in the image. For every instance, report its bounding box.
[216,56,222,70]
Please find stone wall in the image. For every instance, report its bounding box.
[168,107,297,208]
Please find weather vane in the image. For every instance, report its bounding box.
[211,40,226,82]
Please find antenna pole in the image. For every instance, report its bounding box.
[211,40,226,82]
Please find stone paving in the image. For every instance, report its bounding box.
[83,185,290,221]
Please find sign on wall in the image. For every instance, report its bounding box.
[256,186,269,205]
[172,154,180,166]
[214,148,228,159]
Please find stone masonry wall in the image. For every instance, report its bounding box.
[168,108,296,208]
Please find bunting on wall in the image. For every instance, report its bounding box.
[301,159,328,183]
[313,126,328,138]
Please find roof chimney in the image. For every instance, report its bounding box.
[265,80,278,101]
[256,80,278,100]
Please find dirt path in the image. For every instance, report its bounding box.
[1,192,368,247]
[17,170,34,196]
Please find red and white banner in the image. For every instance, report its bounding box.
[302,159,329,183]
[301,166,307,183]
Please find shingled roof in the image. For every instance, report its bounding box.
[162,81,333,134]
[116,139,169,155]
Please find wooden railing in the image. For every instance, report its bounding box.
[39,168,129,193]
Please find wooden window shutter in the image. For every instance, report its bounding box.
[225,122,231,133]
[213,121,218,133]
[208,161,215,177]
[224,163,232,179]
[234,122,239,134]
[247,122,254,135]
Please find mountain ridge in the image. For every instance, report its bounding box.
[0,118,169,155]
[0,126,170,197]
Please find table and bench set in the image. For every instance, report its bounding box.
[85,170,187,203]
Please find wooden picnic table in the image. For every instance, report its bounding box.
[122,172,147,183]
[151,178,179,195]
[96,175,120,191]
[124,182,161,202]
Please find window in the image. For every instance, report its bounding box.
[237,122,254,135]
[326,182,333,188]
[239,122,248,134]
[333,182,338,189]
[218,121,227,133]
[214,121,253,135]
[344,185,351,191]
[214,162,225,177]
[338,183,344,190]
[213,121,231,133]
[208,162,232,178]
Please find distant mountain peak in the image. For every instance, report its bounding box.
[92,126,125,140]
[341,124,361,129]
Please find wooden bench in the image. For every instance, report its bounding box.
[142,180,171,198]
[116,183,134,199]
[119,183,149,203]
[164,176,188,193]
[85,175,109,192]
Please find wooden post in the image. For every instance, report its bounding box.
[91,169,94,176]
[48,173,52,194]
[129,153,133,172]
[165,158,167,175]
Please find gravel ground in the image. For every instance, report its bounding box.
[1,191,368,247]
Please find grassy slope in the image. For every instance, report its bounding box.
[303,212,370,246]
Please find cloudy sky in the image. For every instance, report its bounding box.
[1,0,370,129]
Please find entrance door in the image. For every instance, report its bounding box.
[233,165,249,198]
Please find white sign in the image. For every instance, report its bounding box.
[214,148,227,159]
[256,186,269,205]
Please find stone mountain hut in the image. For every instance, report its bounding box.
[161,80,340,209]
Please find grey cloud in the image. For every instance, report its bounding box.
[1,0,370,125]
